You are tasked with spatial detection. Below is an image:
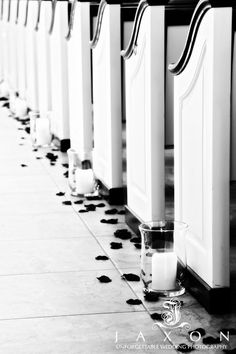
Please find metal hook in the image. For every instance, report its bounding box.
[65,0,77,41]
[48,0,57,35]
[35,0,42,31]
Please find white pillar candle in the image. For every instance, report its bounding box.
[67,149,79,192]
[9,93,16,113]
[36,118,51,146]
[0,81,10,97]
[152,252,177,291]
[75,168,94,195]
[15,97,27,118]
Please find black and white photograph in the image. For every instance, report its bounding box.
[0,0,235,352]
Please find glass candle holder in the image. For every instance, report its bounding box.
[67,148,81,195]
[14,97,28,119]
[139,221,188,297]
[9,92,16,114]
[75,163,95,196]
[30,111,52,147]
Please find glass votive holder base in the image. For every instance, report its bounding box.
[139,221,188,298]
[142,282,185,298]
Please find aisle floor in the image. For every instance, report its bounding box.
[0,107,236,353]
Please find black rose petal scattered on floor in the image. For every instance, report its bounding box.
[32,148,38,152]
[36,157,42,159]
[0,97,8,101]
[62,201,72,206]
[121,273,140,282]
[73,200,83,204]
[95,255,109,261]
[86,195,102,201]
[50,162,55,166]
[45,152,58,162]
[144,292,160,302]
[20,164,28,167]
[176,344,194,353]
[2,102,10,108]
[219,328,236,335]
[150,313,163,321]
[52,148,59,151]
[62,163,69,168]
[117,210,125,215]
[100,218,118,224]
[188,328,206,337]
[84,204,96,211]
[202,336,221,345]
[126,299,142,305]
[97,275,112,283]
[78,209,88,213]
[64,171,69,178]
[56,192,65,196]
[130,236,141,243]
[114,229,132,240]
[25,127,30,134]
[105,208,118,215]
[96,203,106,208]
[110,242,123,249]
[134,243,142,249]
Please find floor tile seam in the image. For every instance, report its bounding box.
[76,217,148,311]
[2,118,168,340]
[0,236,93,242]
[32,158,98,239]
[0,310,148,323]
[0,268,123,277]
[79,221,176,347]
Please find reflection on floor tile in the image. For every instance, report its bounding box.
[0,175,57,194]
[98,236,141,269]
[0,211,91,240]
[0,312,174,354]
[0,270,145,319]
[0,192,75,214]
[0,238,115,274]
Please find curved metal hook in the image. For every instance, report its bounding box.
[49,0,57,35]
[121,0,148,60]
[65,0,77,41]
[7,0,11,22]
[15,0,20,24]
[90,0,107,49]
[0,0,4,21]
[24,0,29,27]
[35,0,42,31]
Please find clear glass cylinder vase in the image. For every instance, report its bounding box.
[139,221,188,297]
[67,148,80,195]
[30,111,52,147]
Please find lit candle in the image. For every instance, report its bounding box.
[152,252,177,290]
[75,168,95,195]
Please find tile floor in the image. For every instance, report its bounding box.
[0,106,236,353]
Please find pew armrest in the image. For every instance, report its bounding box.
[168,0,234,75]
